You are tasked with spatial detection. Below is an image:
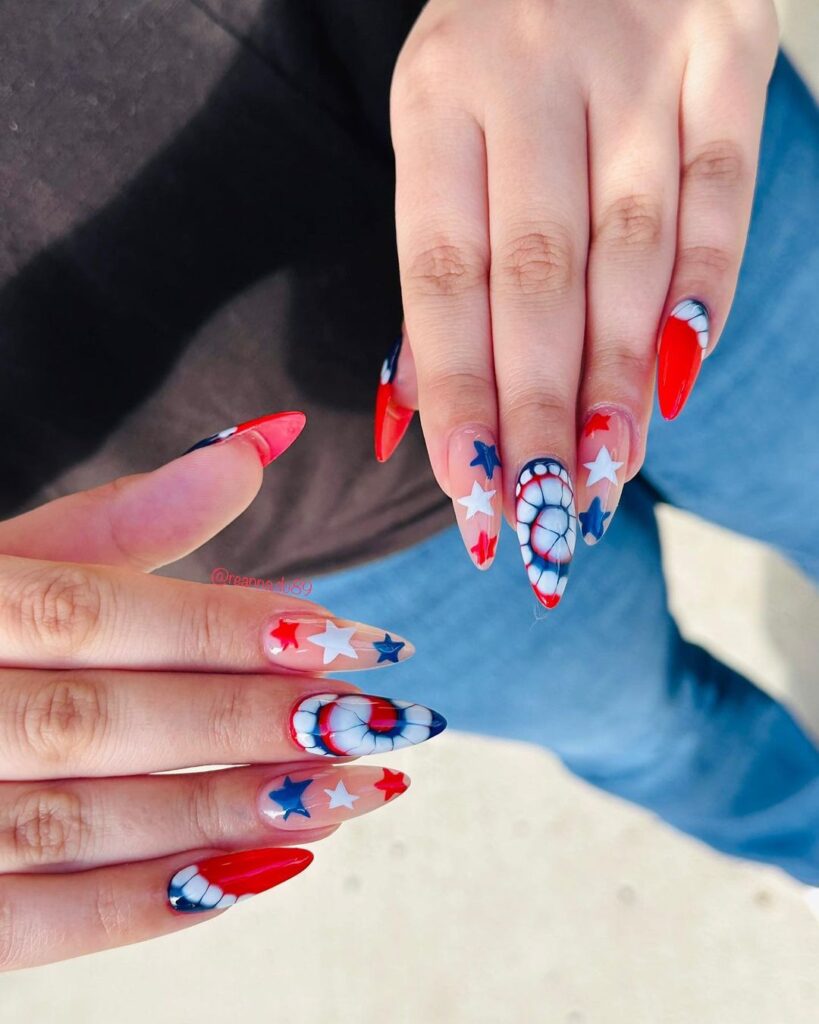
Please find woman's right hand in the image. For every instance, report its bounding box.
[0,412,444,971]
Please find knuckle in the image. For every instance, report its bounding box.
[676,243,735,277]
[504,386,573,428]
[92,877,129,945]
[7,564,106,659]
[393,19,461,104]
[205,683,255,754]
[404,241,486,298]
[493,229,576,302]
[684,141,746,190]
[187,773,224,844]
[593,194,664,255]
[0,888,17,971]
[18,673,108,767]
[420,367,494,413]
[5,788,87,866]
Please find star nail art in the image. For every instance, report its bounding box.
[448,426,503,570]
[576,408,631,545]
[263,616,414,671]
[259,766,412,830]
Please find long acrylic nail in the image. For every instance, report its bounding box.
[577,410,629,545]
[515,458,577,609]
[290,693,446,757]
[263,616,414,671]
[260,765,411,831]
[374,335,414,462]
[185,411,306,466]
[448,426,502,570]
[657,300,709,420]
[168,847,312,913]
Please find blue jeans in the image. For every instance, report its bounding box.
[314,55,819,885]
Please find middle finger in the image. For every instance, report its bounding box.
[0,669,446,779]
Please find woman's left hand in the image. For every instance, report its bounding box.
[378,0,778,607]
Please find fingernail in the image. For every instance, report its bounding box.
[515,458,577,609]
[263,616,414,670]
[374,335,414,462]
[168,847,312,912]
[658,300,709,420]
[577,410,629,545]
[185,411,306,466]
[448,427,502,570]
[260,765,411,831]
[290,693,446,757]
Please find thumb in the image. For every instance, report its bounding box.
[0,411,305,571]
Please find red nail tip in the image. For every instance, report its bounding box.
[658,301,709,420]
[374,336,414,462]
[237,411,307,466]
[168,847,313,912]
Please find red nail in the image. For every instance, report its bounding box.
[657,300,710,420]
[168,847,313,912]
[374,336,414,462]
[184,411,306,466]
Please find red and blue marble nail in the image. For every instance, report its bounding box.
[515,458,577,609]
[168,848,313,913]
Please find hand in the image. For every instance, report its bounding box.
[377,0,778,606]
[0,412,444,970]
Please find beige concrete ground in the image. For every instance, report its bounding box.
[2,3,818,1021]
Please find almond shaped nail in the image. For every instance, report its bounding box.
[290,693,446,757]
[658,300,709,420]
[185,411,306,466]
[263,615,414,671]
[259,765,411,831]
[168,847,312,913]
[577,410,630,545]
[448,426,502,570]
[515,458,577,609]
[374,336,414,462]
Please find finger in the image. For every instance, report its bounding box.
[0,411,305,571]
[0,670,445,778]
[577,66,681,543]
[392,93,503,570]
[657,23,775,419]
[0,555,413,673]
[0,763,410,872]
[487,82,587,608]
[0,846,313,970]
[374,326,417,461]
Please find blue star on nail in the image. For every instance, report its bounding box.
[373,633,405,664]
[579,496,612,541]
[269,776,313,820]
[469,441,502,480]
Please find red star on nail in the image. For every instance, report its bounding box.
[470,530,498,566]
[583,412,611,436]
[270,618,299,650]
[374,768,409,802]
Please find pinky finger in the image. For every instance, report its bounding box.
[658,29,776,420]
[0,846,312,970]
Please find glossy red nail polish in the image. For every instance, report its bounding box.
[168,847,313,912]
[185,411,306,466]
[657,300,710,420]
[375,336,414,462]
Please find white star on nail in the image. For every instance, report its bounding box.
[583,446,624,487]
[307,621,358,665]
[456,480,496,519]
[324,780,360,810]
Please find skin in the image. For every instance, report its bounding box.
[0,436,385,970]
[389,0,779,526]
